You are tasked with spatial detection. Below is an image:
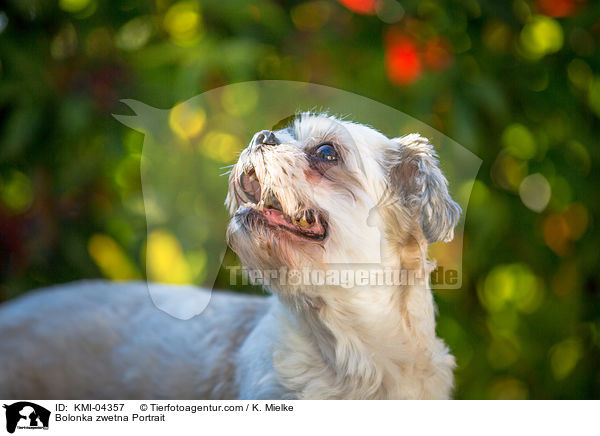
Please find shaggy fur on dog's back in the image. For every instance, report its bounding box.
[0,281,268,399]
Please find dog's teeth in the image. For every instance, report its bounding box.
[296,212,310,227]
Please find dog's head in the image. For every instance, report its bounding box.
[226,113,460,287]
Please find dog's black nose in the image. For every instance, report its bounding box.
[255,130,279,146]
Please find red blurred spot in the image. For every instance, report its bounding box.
[338,0,377,15]
[423,36,453,71]
[385,36,421,86]
[536,0,583,17]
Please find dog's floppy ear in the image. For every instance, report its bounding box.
[386,134,461,243]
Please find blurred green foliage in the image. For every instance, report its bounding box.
[0,0,599,399]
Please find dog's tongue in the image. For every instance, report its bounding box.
[262,208,325,237]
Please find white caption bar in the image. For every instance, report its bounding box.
[0,400,597,435]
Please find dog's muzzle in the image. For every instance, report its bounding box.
[232,166,328,241]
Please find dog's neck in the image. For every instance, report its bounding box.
[271,252,455,399]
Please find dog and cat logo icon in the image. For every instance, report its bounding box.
[2,402,50,434]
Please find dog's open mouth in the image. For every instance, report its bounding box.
[236,167,328,241]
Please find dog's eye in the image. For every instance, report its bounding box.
[313,143,338,162]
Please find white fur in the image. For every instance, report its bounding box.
[0,281,268,399]
[0,113,459,399]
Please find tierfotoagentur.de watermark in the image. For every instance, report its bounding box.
[226,265,459,289]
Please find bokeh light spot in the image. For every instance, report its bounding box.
[116,16,153,51]
[221,84,259,117]
[146,229,191,284]
[337,0,377,14]
[88,234,140,280]
[0,170,33,213]
[423,36,453,71]
[169,102,206,141]
[587,77,600,119]
[519,173,551,212]
[482,20,512,53]
[114,155,141,191]
[567,58,592,89]
[163,1,203,46]
[375,0,404,24]
[488,376,529,399]
[201,131,243,163]
[59,0,92,13]
[124,129,143,156]
[543,213,571,255]
[550,337,582,380]
[291,1,331,31]
[536,0,581,18]
[563,202,588,240]
[490,152,528,192]
[541,201,588,256]
[513,0,532,22]
[501,123,537,160]
[50,23,78,60]
[479,263,543,313]
[385,35,421,86]
[520,15,563,59]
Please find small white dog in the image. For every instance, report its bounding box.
[0,113,460,399]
